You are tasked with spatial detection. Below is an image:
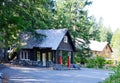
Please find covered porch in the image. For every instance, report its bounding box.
[18,47,74,67]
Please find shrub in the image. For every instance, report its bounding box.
[103,63,120,83]
[86,56,105,68]
[95,56,105,68]
[105,60,113,65]
[86,58,95,68]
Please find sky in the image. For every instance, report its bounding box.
[88,0,120,32]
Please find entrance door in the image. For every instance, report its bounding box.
[42,53,46,66]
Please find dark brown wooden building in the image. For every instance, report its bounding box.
[19,29,75,67]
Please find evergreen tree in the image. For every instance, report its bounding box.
[111,28,120,60]
[0,0,52,48]
[93,18,113,43]
[0,0,53,62]
[52,0,93,63]
[0,0,94,63]
[89,16,100,41]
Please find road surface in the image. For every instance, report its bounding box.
[0,66,112,83]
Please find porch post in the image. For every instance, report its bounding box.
[53,50,57,64]
[33,49,37,61]
[51,51,53,62]
[40,52,42,61]
[46,52,48,67]
[67,52,71,68]
[71,51,74,64]
[59,51,62,64]
[46,52,48,61]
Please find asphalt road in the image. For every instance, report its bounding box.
[0,66,112,83]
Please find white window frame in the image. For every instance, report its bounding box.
[64,36,68,43]
[20,50,29,60]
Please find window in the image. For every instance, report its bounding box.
[64,36,68,43]
[20,51,29,60]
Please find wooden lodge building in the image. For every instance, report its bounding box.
[19,29,76,67]
[76,38,113,60]
[89,40,113,59]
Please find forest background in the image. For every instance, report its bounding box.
[0,0,120,63]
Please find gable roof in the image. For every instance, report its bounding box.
[21,29,74,50]
[89,40,108,51]
[36,29,67,50]
[76,38,112,52]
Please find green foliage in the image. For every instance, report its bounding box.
[0,0,52,48]
[53,0,93,40]
[0,0,54,62]
[106,27,113,44]
[0,0,93,48]
[95,56,105,68]
[90,17,113,43]
[86,56,105,68]
[86,58,95,68]
[98,18,108,42]
[105,60,113,65]
[75,39,92,64]
[111,28,120,48]
[89,16,100,41]
[103,63,120,83]
[74,53,88,64]
[111,28,120,60]
[0,0,95,63]
[62,51,68,65]
[51,0,94,65]
[74,53,80,63]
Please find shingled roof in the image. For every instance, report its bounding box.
[76,38,112,52]
[21,29,68,50]
[89,40,108,51]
